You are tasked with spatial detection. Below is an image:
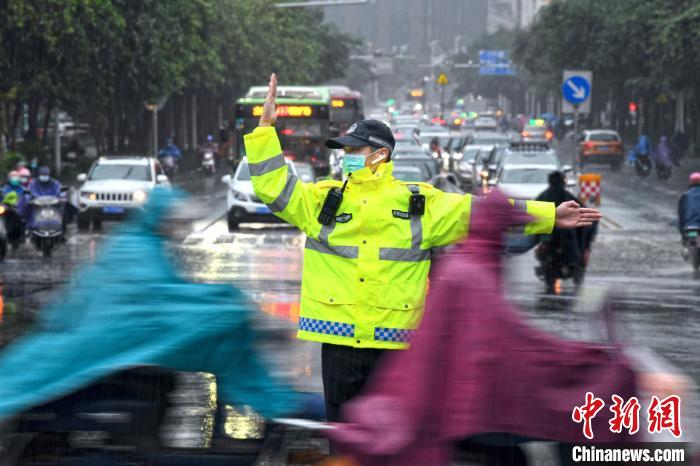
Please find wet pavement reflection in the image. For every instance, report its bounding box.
[0,176,698,449]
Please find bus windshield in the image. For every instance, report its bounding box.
[233,85,332,175]
[329,97,362,134]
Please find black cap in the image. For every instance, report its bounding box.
[325,119,395,151]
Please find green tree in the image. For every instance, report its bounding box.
[0,0,354,159]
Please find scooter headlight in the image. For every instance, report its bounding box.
[133,190,148,203]
[39,208,55,219]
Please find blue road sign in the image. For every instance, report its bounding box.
[479,50,516,76]
[562,75,591,105]
[480,66,515,76]
[479,50,507,61]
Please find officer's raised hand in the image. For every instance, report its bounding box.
[555,200,602,228]
[259,73,277,127]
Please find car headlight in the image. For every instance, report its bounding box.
[80,191,97,201]
[132,190,148,203]
[452,152,463,160]
[232,189,248,202]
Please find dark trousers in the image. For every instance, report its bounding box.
[321,343,385,422]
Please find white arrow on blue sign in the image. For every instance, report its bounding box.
[562,75,591,105]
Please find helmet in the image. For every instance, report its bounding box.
[38,166,50,176]
[689,172,700,187]
[7,170,19,180]
[18,167,31,178]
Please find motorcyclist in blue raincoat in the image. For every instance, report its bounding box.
[29,166,62,198]
[158,138,182,160]
[629,134,652,164]
[678,172,700,234]
[27,166,70,230]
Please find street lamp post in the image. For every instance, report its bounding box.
[144,99,167,157]
[54,111,61,176]
[144,103,160,157]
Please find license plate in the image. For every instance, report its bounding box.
[687,231,698,238]
[599,146,608,151]
[103,206,125,214]
[256,206,270,214]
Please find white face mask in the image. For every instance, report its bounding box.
[39,175,50,183]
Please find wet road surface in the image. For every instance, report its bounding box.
[1,159,698,451]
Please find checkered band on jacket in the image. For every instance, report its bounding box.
[374,327,414,343]
[298,317,355,337]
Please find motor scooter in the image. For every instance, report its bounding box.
[29,195,65,258]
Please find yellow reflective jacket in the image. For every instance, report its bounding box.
[244,127,555,349]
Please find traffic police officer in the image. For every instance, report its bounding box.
[245,74,601,422]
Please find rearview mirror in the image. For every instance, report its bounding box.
[221,174,232,184]
[567,178,577,188]
[562,164,573,172]
[156,174,169,184]
[77,173,87,183]
[488,179,498,186]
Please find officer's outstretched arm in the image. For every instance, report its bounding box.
[244,126,324,236]
[427,191,556,248]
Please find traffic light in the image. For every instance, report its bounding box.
[386,98,396,106]
[628,102,637,114]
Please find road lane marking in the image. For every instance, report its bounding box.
[600,215,623,230]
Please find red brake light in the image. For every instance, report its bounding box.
[522,131,530,137]
[583,141,594,150]
[280,128,295,136]
[545,131,553,140]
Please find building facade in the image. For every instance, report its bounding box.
[321,0,488,65]
[486,0,551,32]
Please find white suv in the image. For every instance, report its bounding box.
[221,157,298,232]
[76,156,170,230]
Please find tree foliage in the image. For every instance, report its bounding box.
[0,0,354,156]
[511,0,700,136]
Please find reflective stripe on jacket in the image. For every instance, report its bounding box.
[244,126,555,349]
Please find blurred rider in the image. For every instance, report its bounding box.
[18,167,32,190]
[158,138,182,160]
[3,171,29,232]
[29,167,62,198]
[678,172,700,235]
[536,171,597,277]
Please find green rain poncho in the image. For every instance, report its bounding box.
[0,188,300,419]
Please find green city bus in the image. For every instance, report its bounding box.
[233,86,331,175]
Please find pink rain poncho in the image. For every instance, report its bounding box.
[329,191,637,465]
